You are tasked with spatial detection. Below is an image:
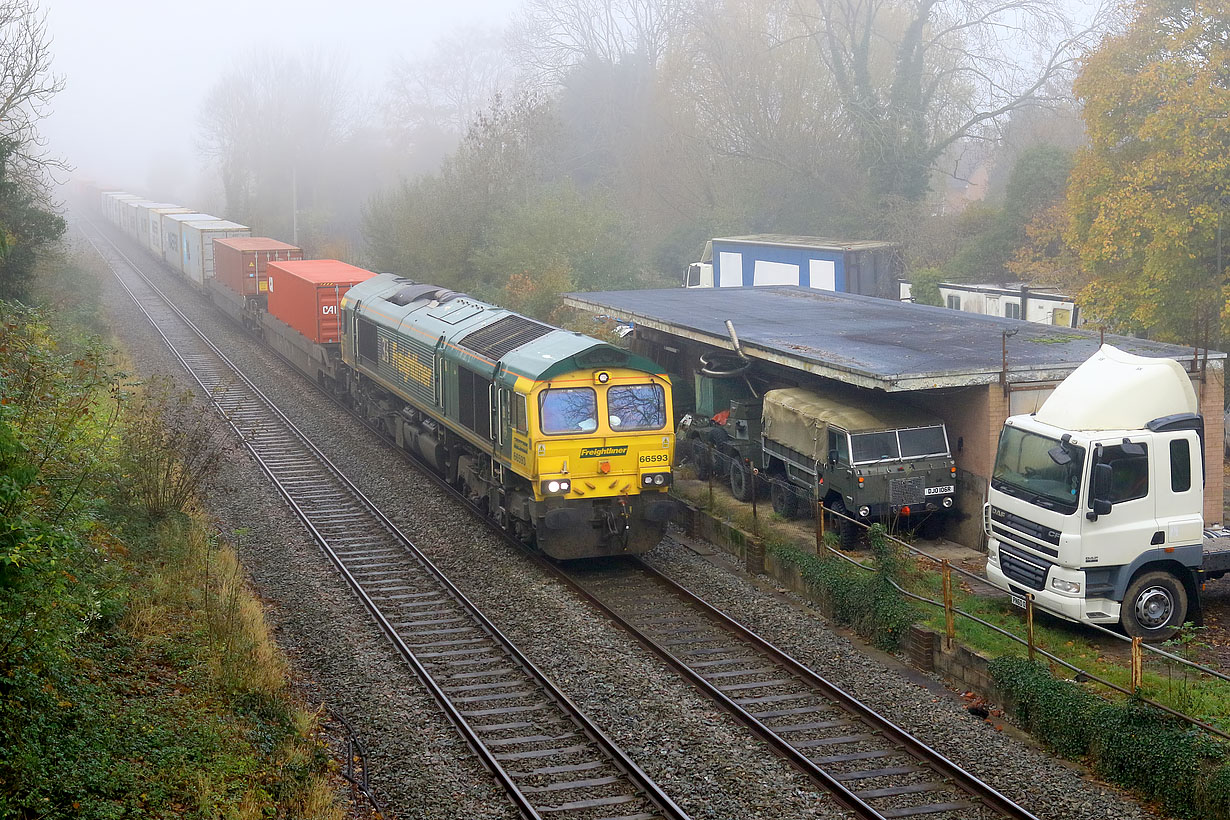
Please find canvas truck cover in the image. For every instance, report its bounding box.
[762,387,942,461]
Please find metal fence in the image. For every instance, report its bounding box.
[680,440,1230,741]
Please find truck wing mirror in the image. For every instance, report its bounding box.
[1047,445,1071,465]
[1120,438,1146,456]
[828,448,839,465]
[1087,462,1113,520]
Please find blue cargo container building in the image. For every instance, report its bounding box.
[685,235,902,300]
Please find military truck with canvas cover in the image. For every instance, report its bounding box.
[678,375,957,544]
[760,387,957,544]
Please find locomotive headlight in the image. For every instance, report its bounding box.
[542,480,570,495]
[595,371,610,384]
[653,474,666,485]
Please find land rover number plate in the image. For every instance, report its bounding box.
[924,485,954,496]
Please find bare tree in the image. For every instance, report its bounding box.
[198,50,353,246]
[0,0,64,189]
[388,25,513,141]
[798,0,1109,202]
[512,0,689,86]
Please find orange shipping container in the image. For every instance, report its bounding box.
[214,237,303,297]
[267,259,375,344]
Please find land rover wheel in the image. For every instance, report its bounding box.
[771,480,799,519]
[690,439,712,480]
[1122,570,1188,641]
[829,498,859,549]
[729,458,754,502]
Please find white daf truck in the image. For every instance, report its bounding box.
[984,345,1230,640]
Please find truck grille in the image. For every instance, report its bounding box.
[990,506,1061,546]
[890,476,925,506]
[998,543,1051,591]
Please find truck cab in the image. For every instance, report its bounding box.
[985,345,1230,640]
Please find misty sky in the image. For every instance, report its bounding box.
[43,0,520,196]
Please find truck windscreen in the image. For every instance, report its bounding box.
[898,426,949,458]
[851,431,899,463]
[992,426,1085,513]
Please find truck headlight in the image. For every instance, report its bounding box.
[1051,578,1081,594]
[942,497,953,508]
[858,506,870,517]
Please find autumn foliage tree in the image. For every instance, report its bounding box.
[1064,0,1230,344]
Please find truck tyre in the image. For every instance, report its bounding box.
[771,480,799,519]
[829,498,859,549]
[729,458,754,502]
[1122,570,1188,641]
[690,439,712,481]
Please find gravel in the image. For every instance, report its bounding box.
[82,222,1164,820]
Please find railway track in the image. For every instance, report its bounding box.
[80,220,690,820]
[562,558,1037,820]
[85,219,1041,820]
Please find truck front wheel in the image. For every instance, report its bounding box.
[689,438,712,480]
[729,458,754,502]
[1122,570,1188,641]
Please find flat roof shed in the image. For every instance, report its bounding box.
[563,286,1222,392]
[565,286,1227,536]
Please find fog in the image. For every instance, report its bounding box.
[43,0,519,194]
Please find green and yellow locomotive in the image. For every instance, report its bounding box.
[339,274,676,559]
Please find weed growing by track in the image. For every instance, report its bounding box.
[0,254,342,819]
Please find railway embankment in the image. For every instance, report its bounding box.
[0,257,346,819]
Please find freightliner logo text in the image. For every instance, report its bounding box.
[580,446,628,458]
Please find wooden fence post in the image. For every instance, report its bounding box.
[941,559,955,649]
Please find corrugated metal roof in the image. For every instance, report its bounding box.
[563,286,1223,391]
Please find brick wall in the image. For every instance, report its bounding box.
[1198,361,1226,525]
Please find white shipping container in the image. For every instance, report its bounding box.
[159,212,215,272]
[99,191,127,222]
[180,220,251,285]
[122,199,157,238]
[137,204,186,251]
[105,193,140,226]
[144,206,191,252]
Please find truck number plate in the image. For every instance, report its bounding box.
[924,485,954,496]
[1009,593,1026,610]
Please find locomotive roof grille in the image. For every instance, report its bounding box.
[460,314,554,360]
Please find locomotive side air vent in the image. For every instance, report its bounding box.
[460,315,553,360]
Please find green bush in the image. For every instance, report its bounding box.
[990,656,1230,819]
[767,525,916,650]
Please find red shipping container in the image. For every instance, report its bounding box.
[214,237,303,296]
[267,260,375,344]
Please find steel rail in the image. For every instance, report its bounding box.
[80,219,690,820]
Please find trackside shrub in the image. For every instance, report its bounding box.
[989,656,1230,819]
[767,524,916,650]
